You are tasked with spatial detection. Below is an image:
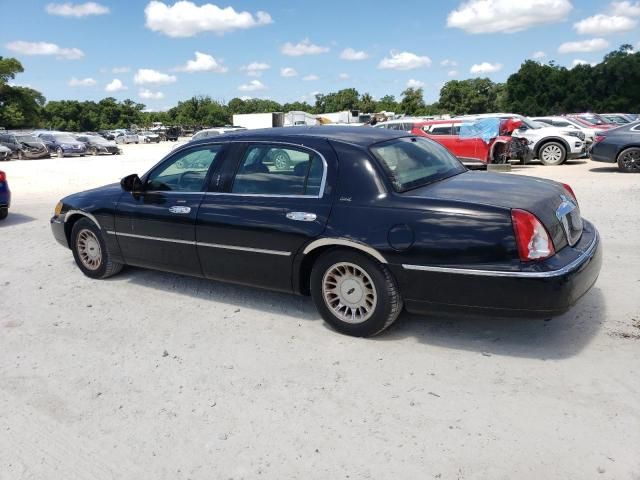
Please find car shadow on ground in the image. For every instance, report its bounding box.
[110,266,605,360]
[381,288,606,360]
[0,213,37,227]
[589,167,620,173]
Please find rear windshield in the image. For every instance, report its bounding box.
[370,137,465,192]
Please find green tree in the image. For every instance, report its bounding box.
[400,88,426,115]
[0,56,45,128]
[358,93,377,113]
[438,78,501,115]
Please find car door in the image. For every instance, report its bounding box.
[196,140,335,292]
[113,143,226,276]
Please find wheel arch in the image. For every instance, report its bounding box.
[616,143,640,159]
[296,239,387,295]
[63,210,101,247]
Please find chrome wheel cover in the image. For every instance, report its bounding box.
[77,229,102,270]
[541,144,563,163]
[273,152,289,170]
[620,149,640,170]
[322,262,377,324]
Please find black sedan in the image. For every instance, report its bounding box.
[50,127,602,337]
[75,134,121,155]
[591,122,640,172]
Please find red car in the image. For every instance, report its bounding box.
[565,114,617,130]
[409,119,531,166]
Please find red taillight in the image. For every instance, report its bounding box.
[594,135,606,143]
[561,183,577,203]
[0,171,6,183]
[511,209,555,262]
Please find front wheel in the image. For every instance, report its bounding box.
[71,218,123,279]
[271,150,291,170]
[617,147,640,173]
[310,249,403,337]
[538,142,566,166]
[56,147,64,158]
[0,207,7,220]
[16,150,23,160]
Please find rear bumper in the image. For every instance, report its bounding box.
[394,220,602,317]
[0,190,10,209]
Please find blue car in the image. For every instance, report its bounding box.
[0,170,10,220]
[36,132,87,157]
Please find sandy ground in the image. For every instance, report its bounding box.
[0,141,639,480]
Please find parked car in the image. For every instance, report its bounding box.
[0,132,50,159]
[75,134,121,155]
[591,122,640,172]
[531,116,598,146]
[138,131,161,143]
[50,126,601,337]
[600,113,633,125]
[165,126,181,141]
[98,130,115,141]
[0,170,10,220]
[0,145,12,161]
[36,132,87,157]
[114,130,139,144]
[566,113,617,130]
[191,127,247,142]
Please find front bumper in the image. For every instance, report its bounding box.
[395,220,602,317]
[50,215,68,248]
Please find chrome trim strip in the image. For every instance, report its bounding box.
[197,241,291,256]
[106,231,291,256]
[303,238,387,264]
[64,210,101,229]
[402,230,599,278]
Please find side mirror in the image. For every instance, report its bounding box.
[121,173,143,192]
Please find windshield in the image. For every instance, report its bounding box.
[53,134,78,143]
[15,135,40,143]
[370,137,465,192]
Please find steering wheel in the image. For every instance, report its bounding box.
[178,171,202,189]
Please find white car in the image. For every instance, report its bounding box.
[190,126,246,141]
[114,130,139,144]
[531,116,597,145]
[459,113,586,165]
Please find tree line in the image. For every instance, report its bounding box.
[1,45,639,131]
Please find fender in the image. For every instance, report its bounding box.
[303,237,387,264]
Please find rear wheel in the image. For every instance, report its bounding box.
[616,147,640,173]
[538,142,566,166]
[71,218,123,279]
[89,146,98,156]
[271,150,291,170]
[56,147,64,158]
[0,207,7,220]
[310,249,403,337]
[17,150,23,160]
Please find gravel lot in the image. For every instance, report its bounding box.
[1,142,639,479]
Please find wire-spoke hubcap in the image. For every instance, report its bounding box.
[542,145,562,163]
[322,262,377,324]
[621,149,640,170]
[77,229,102,270]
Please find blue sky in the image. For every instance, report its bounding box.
[2,0,639,110]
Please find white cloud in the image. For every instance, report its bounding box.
[139,88,164,99]
[68,77,96,87]
[558,38,610,53]
[105,78,127,92]
[241,62,270,76]
[447,0,572,33]
[611,1,640,16]
[46,2,109,17]
[112,66,130,74]
[406,79,424,88]
[238,79,266,92]
[303,74,319,81]
[441,59,458,67]
[239,95,253,101]
[378,51,431,70]
[340,48,368,60]
[338,73,350,80]
[144,1,272,37]
[571,59,594,67]
[280,67,298,77]
[175,51,227,73]
[573,14,637,35]
[281,39,329,56]
[470,62,503,73]
[532,51,547,59]
[5,40,84,60]
[448,70,459,77]
[134,68,177,85]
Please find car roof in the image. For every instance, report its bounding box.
[191,125,411,147]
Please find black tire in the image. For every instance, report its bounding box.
[271,149,291,170]
[310,249,403,337]
[616,147,640,173]
[538,141,567,166]
[56,147,64,158]
[17,150,23,160]
[0,207,7,220]
[70,218,123,279]
[89,147,98,156]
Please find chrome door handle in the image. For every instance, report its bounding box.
[169,206,191,214]
[286,211,317,222]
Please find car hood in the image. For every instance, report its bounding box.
[404,171,575,250]
[63,182,122,207]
